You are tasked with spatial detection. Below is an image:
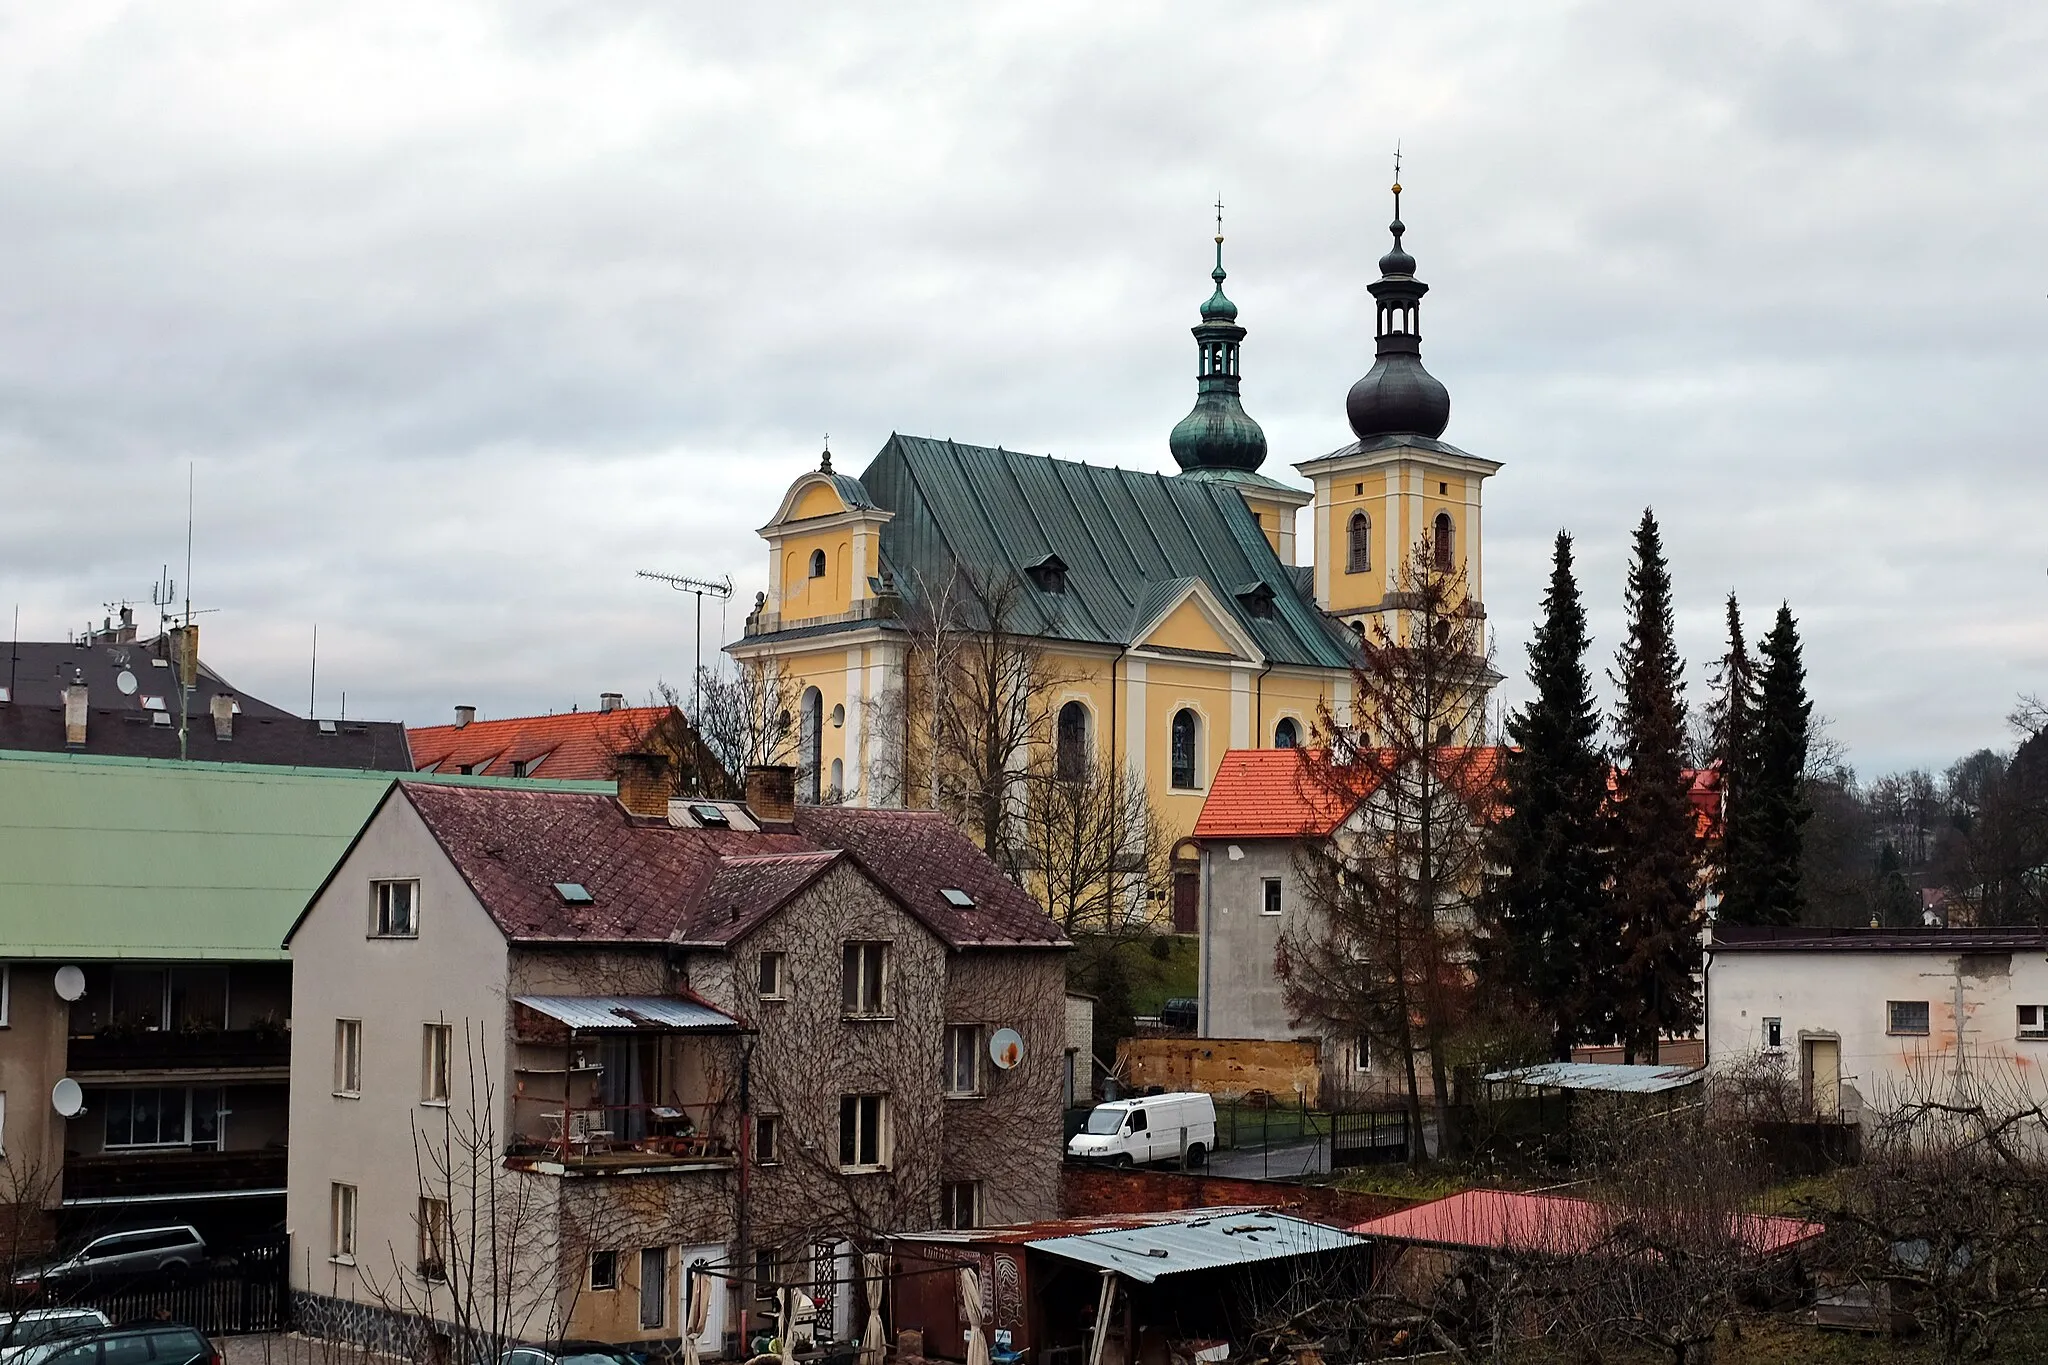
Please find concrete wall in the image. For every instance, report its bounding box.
[1707,945,2048,1117]
[286,791,516,1321]
[1197,838,1301,1041]
[942,951,1067,1227]
[1058,1165,1412,1229]
[0,962,72,1221]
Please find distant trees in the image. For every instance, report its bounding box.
[1279,535,1494,1160]
[1713,601,1814,926]
[1482,532,1612,1061]
[1606,511,1701,1062]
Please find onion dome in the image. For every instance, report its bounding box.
[1345,180,1451,441]
[1171,220,1269,473]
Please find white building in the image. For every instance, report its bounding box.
[1705,926,2048,1121]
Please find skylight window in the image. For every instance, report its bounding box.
[940,888,976,910]
[554,882,594,904]
[690,804,732,829]
[318,719,338,734]
[141,695,166,711]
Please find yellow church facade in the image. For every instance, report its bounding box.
[727,198,1500,906]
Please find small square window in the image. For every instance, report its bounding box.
[758,952,786,999]
[1439,481,1448,494]
[553,882,593,904]
[1261,878,1282,916]
[942,1181,981,1230]
[1353,482,1363,495]
[1888,1000,1930,1036]
[2020,1005,2048,1040]
[755,1113,781,1165]
[373,880,419,937]
[1763,1017,1782,1050]
[590,1250,619,1291]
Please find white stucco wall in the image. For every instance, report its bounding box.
[285,789,514,1308]
[1706,944,2048,1116]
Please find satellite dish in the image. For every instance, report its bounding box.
[52,1078,84,1118]
[989,1027,1024,1071]
[116,669,138,696]
[53,965,85,1001]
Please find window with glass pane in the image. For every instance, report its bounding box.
[105,1087,192,1148]
[423,1023,452,1102]
[838,1093,886,1168]
[1170,710,1199,789]
[942,1181,980,1230]
[168,966,227,1031]
[757,953,785,998]
[1888,1000,1930,1035]
[944,1025,983,1096]
[374,880,419,937]
[639,1248,667,1330]
[110,967,168,1031]
[335,1019,362,1094]
[842,943,888,1016]
[331,1182,358,1259]
[1056,702,1089,782]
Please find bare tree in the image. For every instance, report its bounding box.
[693,661,803,793]
[1016,759,1170,938]
[1278,535,1495,1163]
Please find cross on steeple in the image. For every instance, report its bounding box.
[1214,194,1225,242]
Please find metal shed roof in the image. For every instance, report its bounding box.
[1484,1062,1704,1095]
[1025,1211,1362,1284]
[512,995,742,1032]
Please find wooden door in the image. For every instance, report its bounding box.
[1806,1038,1840,1117]
[1171,871,1198,934]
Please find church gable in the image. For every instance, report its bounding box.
[1134,586,1256,661]
[791,481,847,519]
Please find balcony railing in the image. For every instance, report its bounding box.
[506,1100,736,1172]
[65,1149,287,1201]
[67,1029,291,1073]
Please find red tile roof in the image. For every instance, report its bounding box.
[397,783,1069,951]
[1353,1189,1819,1258]
[407,706,672,781]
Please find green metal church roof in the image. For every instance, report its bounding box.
[858,435,1355,669]
[0,750,608,961]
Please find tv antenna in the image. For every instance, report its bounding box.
[636,571,733,725]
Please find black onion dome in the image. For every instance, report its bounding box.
[1345,201,1451,441]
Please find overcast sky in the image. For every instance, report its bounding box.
[1,1,2043,777]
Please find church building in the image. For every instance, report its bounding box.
[729,187,1501,884]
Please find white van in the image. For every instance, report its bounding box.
[1066,1091,1217,1167]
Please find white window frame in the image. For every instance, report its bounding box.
[102,1086,224,1151]
[757,952,786,1001]
[590,1249,620,1292]
[334,1019,362,1097]
[417,1196,449,1282]
[372,880,420,938]
[941,1180,982,1230]
[1353,1036,1371,1072]
[2020,1005,2048,1040]
[1261,878,1283,916]
[839,1093,889,1171]
[842,942,890,1018]
[422,1022,452,1105]
[1887,1000,1930,1037]
[944,1024,984,1098]
[331,1182,358,1263]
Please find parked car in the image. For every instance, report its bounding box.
[10,1323,216,1365]
[0,1311,111,1362]
[10,1226,207,1296]
[1065,1091,1216,1166]
[1160,998,1199,1032]
[499,1343,643,1365]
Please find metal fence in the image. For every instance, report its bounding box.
[1065,1099,1411,1181]
[40,1239,289,1337]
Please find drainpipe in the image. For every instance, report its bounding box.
[1253,659,1273,748]
[1107,644,1127,779]
[1197,845,1212,1036]
[736,1033,758,1350]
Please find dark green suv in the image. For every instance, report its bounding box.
[11,1325,217,1365]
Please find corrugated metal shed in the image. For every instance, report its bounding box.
[0,752,608,960]
[1025,1210,1363,1284]
[513,995,742,1032]
[1484,1062,1703,1094]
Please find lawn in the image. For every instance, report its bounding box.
[1114,933,1200,1017]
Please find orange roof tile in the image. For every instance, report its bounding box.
[1191,749,1360,840]
[406,706,673,782]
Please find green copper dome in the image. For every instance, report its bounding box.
[1171,234,1268,473]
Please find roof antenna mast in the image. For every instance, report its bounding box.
[637,570,734,741]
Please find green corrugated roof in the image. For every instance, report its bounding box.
[859,435,1356,669]
[0,750,611,961]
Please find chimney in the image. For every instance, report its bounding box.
[454,705,476,728]
[117,605,136,643]
[62,677,87,747]
[600,692,624,713]
[616,752,671,818]
[745,765,797,826]
[211,693,235,741]
[173,624,200,689]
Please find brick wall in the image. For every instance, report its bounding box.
[1059,1164,1415,1229]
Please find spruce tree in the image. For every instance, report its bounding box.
[1484,532,1611,1059]
[1705,595,1761,920]
[1744,603,1813,925]
[1607,510,1701,1062]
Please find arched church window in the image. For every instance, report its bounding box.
[809,549,827,579]
[1433,512,1454,572]
[799,687,823,803]
[1346,513,1371,575]
[829,758,844,798]
[1056,701,1090,783]
[1170,709,1200,790]
[1274,717,1301,749]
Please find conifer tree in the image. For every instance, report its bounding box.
[1702,594,1755,913]
[1741,603,1813,925]
[1483,532,1612,1059]
[1607,510,1700,1062]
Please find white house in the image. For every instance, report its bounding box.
[1705,926,2048,1121]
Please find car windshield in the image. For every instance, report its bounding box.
[1083,1107,1126,1135]
[1,1317,103,1348]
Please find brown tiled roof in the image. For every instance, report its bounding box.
[399,784,1069,951]
[408,706,673,780]
[0,703,411,771]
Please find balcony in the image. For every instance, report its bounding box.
[64,1149,288,1203]
[505,1101,738,1177]
[67,1029,291,1077]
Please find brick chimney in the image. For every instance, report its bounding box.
[745,765,797,826]
[454,705,475,728]
[210,694,235,741]
[616,752,671,817]
[62,676,87,747]
[600,692,624,713]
